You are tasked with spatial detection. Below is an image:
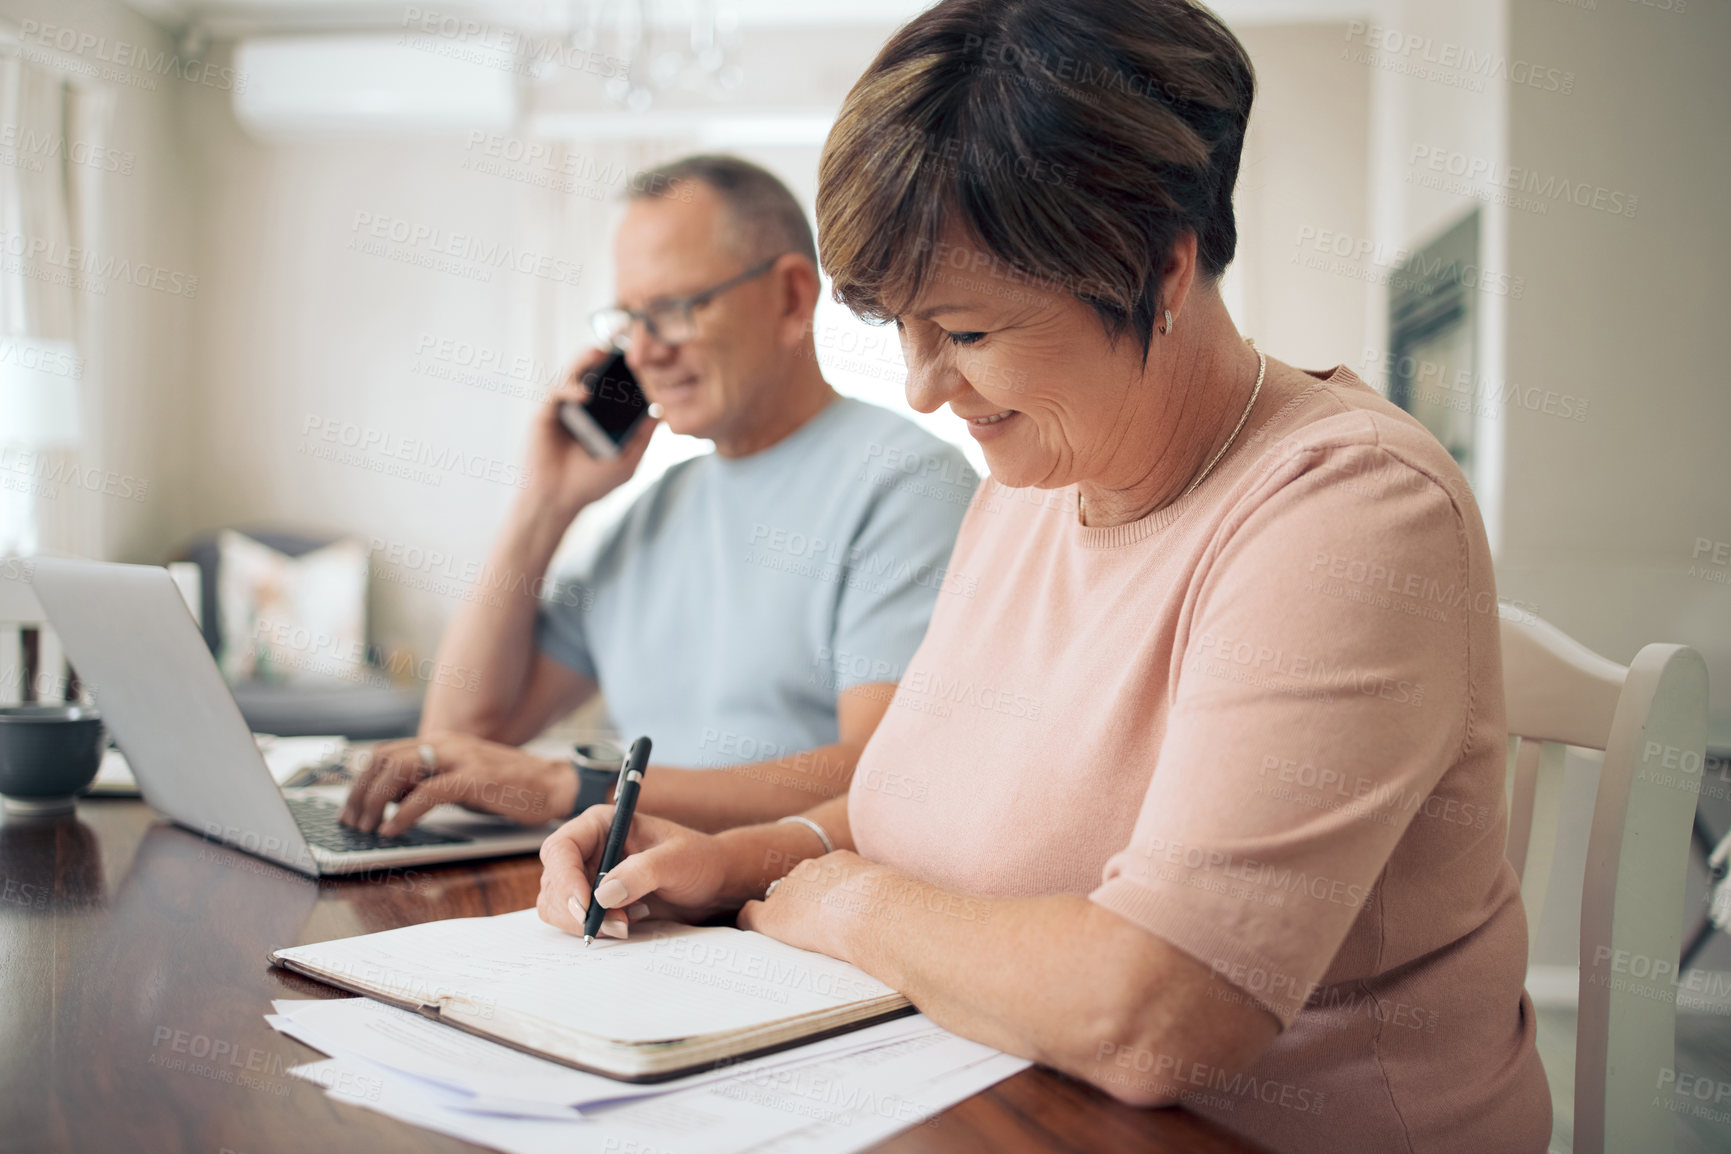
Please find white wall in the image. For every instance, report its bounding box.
[0,0,196,564]
[1499,0,1731,730]
[1357,0,1511,544]
[177,71,575,664]
[1230,23,1370,371]
[1351,0,1731,728]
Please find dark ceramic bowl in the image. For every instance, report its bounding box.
[0,705,106,815]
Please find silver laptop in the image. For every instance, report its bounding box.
[29,557,551,876]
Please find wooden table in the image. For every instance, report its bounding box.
[0,798,1270,1154]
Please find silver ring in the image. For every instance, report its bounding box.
[417,743,437,774]
[764,879,782,900]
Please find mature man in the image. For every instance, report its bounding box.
[341,155,976,838]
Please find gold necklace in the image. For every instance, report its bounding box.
[1079,344,1267,525]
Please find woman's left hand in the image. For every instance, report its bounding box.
[738,850,884,963]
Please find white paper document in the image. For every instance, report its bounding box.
[269,992,1028,1154]
[267,907,1030,1151]
[286,1025,1027,1154]
[267,996,939,1111]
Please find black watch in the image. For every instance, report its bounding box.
[567,743,622,819]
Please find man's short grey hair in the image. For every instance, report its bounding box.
[629,154,818,267]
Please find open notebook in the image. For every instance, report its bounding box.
[269,908,913,1082]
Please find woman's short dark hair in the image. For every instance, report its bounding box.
[818,0,1255,355]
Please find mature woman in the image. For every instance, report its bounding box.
[537,2,1551,1151]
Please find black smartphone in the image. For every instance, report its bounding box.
[558,351,651,460]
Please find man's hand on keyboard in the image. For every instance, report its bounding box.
[340,733,578,836]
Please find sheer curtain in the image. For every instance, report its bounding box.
[0,49,109,558]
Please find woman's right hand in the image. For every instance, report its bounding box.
[537,807,732,940]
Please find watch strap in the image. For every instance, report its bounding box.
[567,761,617,819]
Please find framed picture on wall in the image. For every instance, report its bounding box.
[1388,209,1480,483]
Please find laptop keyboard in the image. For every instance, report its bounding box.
[286,795,471,853]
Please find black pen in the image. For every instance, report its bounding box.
[584,736,651,947]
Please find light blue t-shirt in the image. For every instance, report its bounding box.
[536,397,978,768]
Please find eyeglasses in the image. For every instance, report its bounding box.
[590,254,783,350]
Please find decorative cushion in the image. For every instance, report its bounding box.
[215,530,368,687]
